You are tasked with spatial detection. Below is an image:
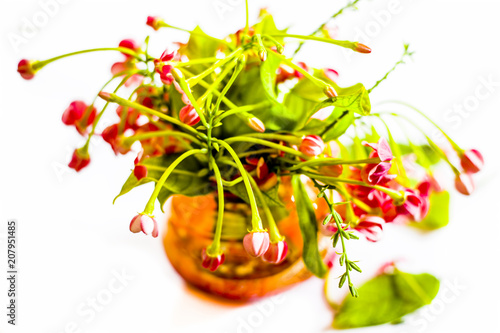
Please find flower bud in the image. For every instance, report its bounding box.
[262,240,288,264]
[129,214,158,237]
[324,85,337,98]
[68,148,90,172]
[300,135,325,156]
[146,16,162,31]
[243,231,270,257]
[179,104,200,126]
[17,59,38,80]
[455,173,475,196]
[134,165,148,180]
[319,164,343,177]
[201,248,225,272]
[247,117,266,133]
[460,149,484,174]
[353,42,372,54]
[118,39,139,57]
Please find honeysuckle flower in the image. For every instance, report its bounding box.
[111,61,143,87]
[68,148,90,172]
[62,101,97,135]
[179,104,200,126]
[146,16,162,31]
[243,231,270,257]
[129,214,158,237]
[116,105,141,130]
[355,215,384,242]
[201,248,225,272]
[353,42,372,54]
[300,135,325,156]
[455,173,475,195]
[363,138,393,162]
[262,240,288,264]
[460,149,484,174]
[17,59,38,80]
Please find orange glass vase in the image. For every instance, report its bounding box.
[163,178,331,301]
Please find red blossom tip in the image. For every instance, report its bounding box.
[17,59,37,80]
[68,148,90,172]
[354,42,372,54]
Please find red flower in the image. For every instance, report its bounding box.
[62,101,97,135]
[262,240,288,264]
[146,16,162,31]
[118,39,140,56]
[179,104,200,126]
[129,214,158,238]
[455,173,475,195]
[300,135,325,156]
[243,231,270,257]
[102,124,132,155]
[396,190,424,221]
[134,165,148,180]
[355,215,384,242]
[201,248,225,271]
[460,149,484,174]
[17,59,37,80]
[68,148,90,172]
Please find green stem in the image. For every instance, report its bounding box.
[379,100,463,153]
[247,176,282,243]
[35,47,140,69]
[100,93,199,136]
[368,45,413,93]
[207,156,225,255]
[171,69,209,128]
[240,133,302,145]
[225,136,307,158]
[186,48,242,87]
[174,57,219,67]
[216,140,263,230]
[213,55,245,114]
[123,130,203,146]
[245,0,249,34]
[287,157,380,171]
[143,149,207,215]
[270,34,360,52]
[237,148,278,158]
[216,101,270,121]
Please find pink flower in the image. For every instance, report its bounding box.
[243,231,270,257]
[361,138,395,185]
[323,68,339,82]
[146,16,161,31]
[101,124,132,155]
[460,149,484,174]
[355,215,384,242]
[62,101,97,135]
[111,61,143,87]
[262,240,288,264]
[17,59,37,80]
[179,104,200,126]
[201,248,225,271]
[68,148,90,172]
[396,190,424,221]
[455,173,475,195]
[129,214,158,237]
[300,135,325,156]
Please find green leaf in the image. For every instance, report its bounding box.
[291,175,328,278]
[412,191,450,230]
[227,181,284,208]
[260,51,281,99]
[178,26,220,61]
[332,270,440,329]
[253,13,288,44]
[114,153,210,210]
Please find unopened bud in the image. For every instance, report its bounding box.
[353,42,372,54]
[324,85,337,98]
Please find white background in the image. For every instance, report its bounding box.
[1,0,500,332]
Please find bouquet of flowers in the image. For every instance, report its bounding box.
[17,2,484,328]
